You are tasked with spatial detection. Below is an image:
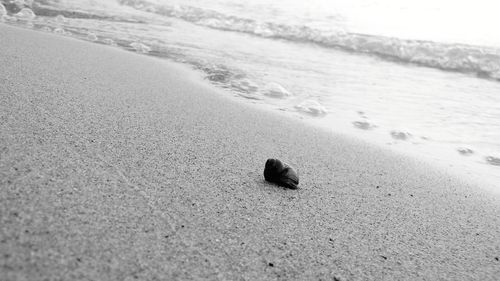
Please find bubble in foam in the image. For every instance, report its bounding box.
[14,0,33,7]
[264,82,292,98]
[130,42,151,54]
[55,14,67,24]
[87,32,98,41]
[231,79,258,93]
[53,27,65,34]
[390,131,411,140]
[485,156,500,166]
[14,8,35,20]
[295,100,327,116]
[103,38,117,46]
[40,26,52,32]
[144,6,156,13]
[14,0,25,8]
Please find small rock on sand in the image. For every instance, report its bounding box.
[264,158,299,189]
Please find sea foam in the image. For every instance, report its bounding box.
[103,38,117,46]
[295,100,327,116]
[264,83,292,98]
[129,2,500,81]
[130,42,151,54]
[0,4,6,18]
[14,8,35,20]
[87,32,98,41]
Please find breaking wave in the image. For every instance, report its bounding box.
[119,0,500,81]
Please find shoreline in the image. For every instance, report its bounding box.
[1,24,500,280]
[4,19,500,193]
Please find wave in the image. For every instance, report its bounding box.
[118,0,500,81]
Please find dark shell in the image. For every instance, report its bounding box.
[264,158,299,189]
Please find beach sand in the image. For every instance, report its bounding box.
[1,24,499,280]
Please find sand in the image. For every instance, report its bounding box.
[1,24,499,280]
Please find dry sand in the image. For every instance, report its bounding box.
[1,25,499,280]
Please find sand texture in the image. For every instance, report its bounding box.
[1,25,500,280]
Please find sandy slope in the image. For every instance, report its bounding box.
[1,25,499,280]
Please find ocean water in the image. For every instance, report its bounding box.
[1,0,500,190]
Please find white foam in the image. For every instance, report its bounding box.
[457,147,474,155]
[0,4,7,18]
[14,0,33,7]
[55,14,68,24]
[3,15,16,22]
[231,79,258,93]
[103,38,117,46]
[14,8,35,20]
[390,131,412,140]
[485,156,500,166]
[40,26,52,32]
[295,100,327,116]
[14,0,26,8]
[130,42,151,54]
[352,121,376,130]
[87,32,98,41]
[263,82,292,98]
[53,27,66,34]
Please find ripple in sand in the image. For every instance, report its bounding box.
[295,100,327,116]
[14,8,35,20]
[353,121,376,130]
[457,147,474,156]
[485,156,500,166]
[390,130,411,140]
[87,32,98,41]
[263,82,292,98]
[130,42,151,54]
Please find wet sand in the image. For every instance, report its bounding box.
[1,25,499,280]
